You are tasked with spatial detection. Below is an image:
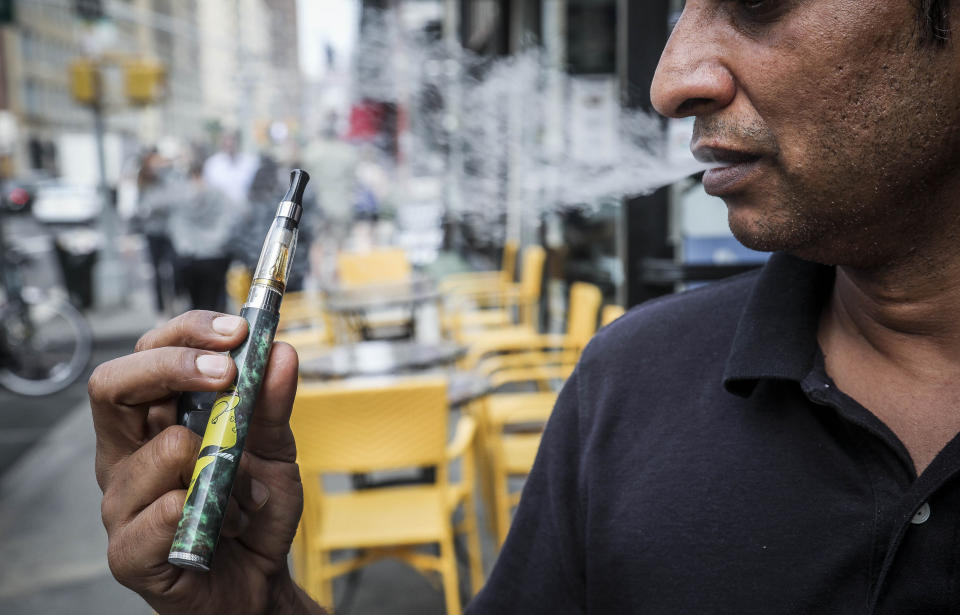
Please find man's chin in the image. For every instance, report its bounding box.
[729,221,849,266]
[726,211,800,254]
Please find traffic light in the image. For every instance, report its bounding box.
[124,59,166,105]
[74,0,104,21]
[0,0,15,24]
[69,59,100,105]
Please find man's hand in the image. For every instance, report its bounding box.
[89,310,323,614]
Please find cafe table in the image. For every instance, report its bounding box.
[320,275,442,342]
[299,368,490,407]
[298,339,467,379]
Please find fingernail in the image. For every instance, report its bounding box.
[196,354,230,378]
[251,478,270,510]
[237,509,251,535]
[212,315,244,335]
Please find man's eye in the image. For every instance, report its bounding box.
[734,0,787,22]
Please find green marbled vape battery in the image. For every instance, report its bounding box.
[168,169,308,571]
[167,306,278,570]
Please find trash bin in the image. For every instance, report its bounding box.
[55,229,101,310]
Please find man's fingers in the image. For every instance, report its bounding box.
[220,496,251,539]
[135,311,248,354]
[235,453,303,564]
[146,400,177,440]
[107,489,186,592]
[90,347,238,488]
[91,347,238,409]
[101,426,200,533]
[230,466,272,515]
[244,342,299,463]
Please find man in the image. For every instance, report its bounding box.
[89,0,960,613]
[167,162,235,313]
[202,130,259,206]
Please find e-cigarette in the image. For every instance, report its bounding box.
[168,169,309,571]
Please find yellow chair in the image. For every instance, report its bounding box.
[291,379,483,614]
[489,427,550,546]
[601,304,626,327]
[439,240,518,297]
[225,264,253,310]
[466,283,603,544]
[336,248,412,287]
[274,290,335,350]
[462,281,603,369]
[448,245,546,335]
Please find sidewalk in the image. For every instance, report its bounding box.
[0,398,152,614]
[0,261,156,614]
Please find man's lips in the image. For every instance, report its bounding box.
[693,146,765,197]
[701,163,763,196]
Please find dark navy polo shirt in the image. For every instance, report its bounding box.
[467,252,960,614]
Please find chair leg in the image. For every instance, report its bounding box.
[308,548,335,611]
[440,533,463,615]
[495,470,512,547]
[462,494,485,595]
[291,521,311,589]
[475,432,498,537]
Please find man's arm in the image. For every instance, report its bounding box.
[467,369,587,614]
[89,310,325,615]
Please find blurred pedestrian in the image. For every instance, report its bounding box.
[135,148,178,318]
[202,129,258,206]
[168,162,237,313]
[232,154,314,291]
[301,113,359,222]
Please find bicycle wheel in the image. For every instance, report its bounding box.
[0,294,92,396]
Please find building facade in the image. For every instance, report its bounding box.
[0,0,301,182]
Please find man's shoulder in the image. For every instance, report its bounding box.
[595,269,757,347]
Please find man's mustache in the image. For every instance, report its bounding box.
[692,117,780,157]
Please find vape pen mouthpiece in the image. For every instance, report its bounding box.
[282,169,310,205]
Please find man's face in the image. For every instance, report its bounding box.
[651,0,960,267]
[221,133,238,156]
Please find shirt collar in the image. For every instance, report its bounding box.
[722,252,835,397]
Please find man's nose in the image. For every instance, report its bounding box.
[650,11,735,119]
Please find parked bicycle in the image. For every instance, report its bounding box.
[0,182,92,396]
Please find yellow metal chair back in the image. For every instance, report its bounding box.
[601,304,626,327]
[225,264,252,310]
[293,379,449,475]
[336,248,412,287]
[517,245,546,328]
[500,240,519,284]
[566,282,603,350]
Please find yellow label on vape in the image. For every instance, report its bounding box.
[184,387,241,501]
[203,388,240,450]
[185,455,216,501]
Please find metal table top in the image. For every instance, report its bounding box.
[321,276,440,313]
[298,340,468,379]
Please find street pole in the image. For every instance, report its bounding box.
[91,98,124,308]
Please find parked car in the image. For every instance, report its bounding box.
[31,181,101,225]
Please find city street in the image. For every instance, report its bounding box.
[0,338,135,477]
[0,288,156,614]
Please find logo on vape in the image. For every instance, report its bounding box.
[185,387,242,501]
